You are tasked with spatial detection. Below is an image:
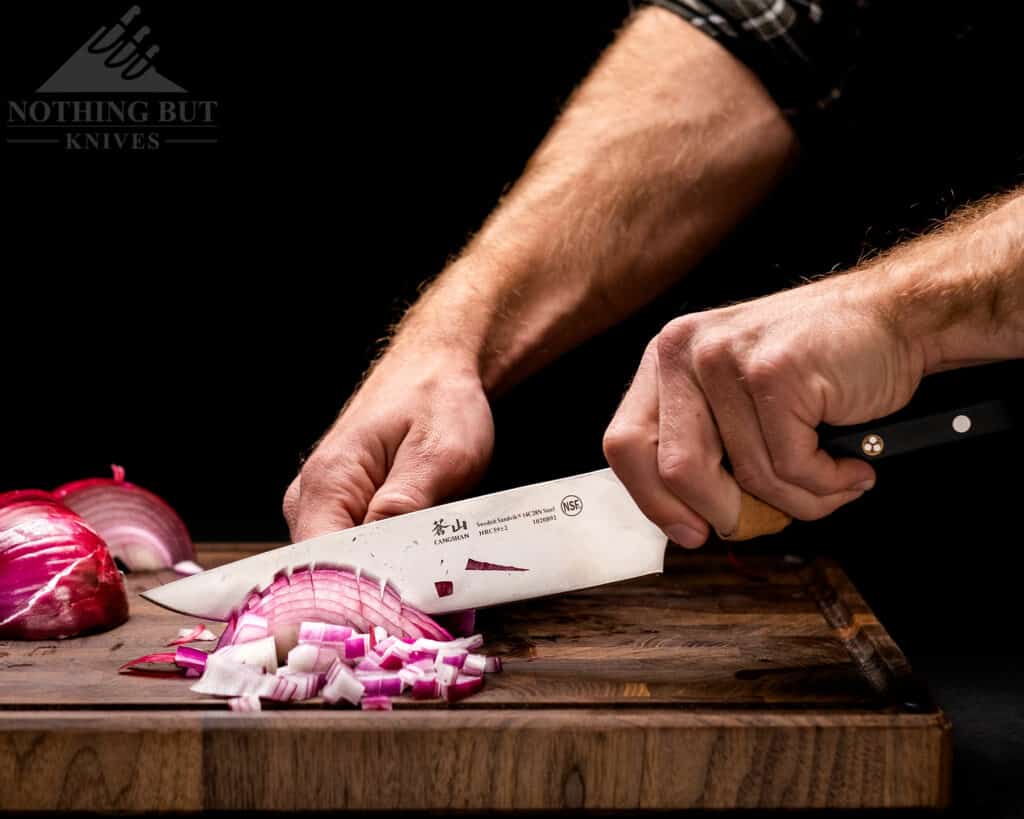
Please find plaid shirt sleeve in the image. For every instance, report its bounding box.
[643,0,868,124]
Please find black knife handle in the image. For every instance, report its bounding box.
[820,399,1018,461]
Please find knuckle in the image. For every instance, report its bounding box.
[772,453,813,485]
[656,316,698,360]
[743,351,790,395]
[657,447,700,488]
[691,336,733,379]
[732,459,773,497]
[437,443,479,479]
[602,422,643,463]
[367,487,428,519]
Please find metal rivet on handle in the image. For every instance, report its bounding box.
[952,414,972,434]
[861,434,884,457]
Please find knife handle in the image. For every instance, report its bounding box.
[720,399,1017,542]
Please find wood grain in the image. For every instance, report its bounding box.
[0,543,950,811]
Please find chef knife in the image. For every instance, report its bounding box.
[142,399,1016,620]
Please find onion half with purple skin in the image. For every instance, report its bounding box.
[0,490,129,640]
[53,465,196,571]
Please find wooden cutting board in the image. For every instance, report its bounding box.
[0,542,949,811]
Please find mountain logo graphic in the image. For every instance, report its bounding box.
[38,5,186,94]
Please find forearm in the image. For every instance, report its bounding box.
[390,7,796,393]
[858,189,1024,373]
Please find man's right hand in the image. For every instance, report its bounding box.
[283,345,494,542]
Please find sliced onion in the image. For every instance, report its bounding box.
[167,623,216,646]
[174,645,209,676]
[232,613,269,645]
[173,560,204,576]
[218,568,451,661]
[119,652,179,674]
[360,695,393,711]
[0,490,128,640]
[53,465,196,571]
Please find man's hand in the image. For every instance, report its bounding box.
[283,7,797,538]
[283,344,493,541]
[605,191,1024,548]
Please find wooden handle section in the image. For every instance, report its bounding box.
[718,491,792,542]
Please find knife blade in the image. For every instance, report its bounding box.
[140,468,668,620]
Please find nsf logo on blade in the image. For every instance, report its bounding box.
[560,495,583,517]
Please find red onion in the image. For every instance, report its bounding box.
[229,694,262,712]
[360,695,393,711]
[166,623,216,645]
[0,490,128,640]
[53,465,196,571]
[218,567,452,657]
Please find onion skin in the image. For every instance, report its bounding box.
[0,491,129,640]
[53,466,195,571]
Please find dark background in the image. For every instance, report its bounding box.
[2,4,1023,812]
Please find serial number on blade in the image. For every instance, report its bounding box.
[476,506,558,537]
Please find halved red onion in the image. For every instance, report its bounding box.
[0,490,128,640]
[53,465,196,571]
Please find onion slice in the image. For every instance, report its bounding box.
[53,465,196,571]
[218,567,451,656]
[167,623,216,646]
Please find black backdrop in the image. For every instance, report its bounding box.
[2,1,1023,663]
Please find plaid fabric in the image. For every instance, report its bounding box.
[643,0,867,120]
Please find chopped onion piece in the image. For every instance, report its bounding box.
[174,645,208,675]
[173,560,204,576]
[436,648,468,669]
[344,633,371,659]
[229,694,262,712]
[354,672,404,696]
[412,634,484,655]
[321,659,364,705]
[217,635,278,673]
[191,653,269,696]
[410,674,439,699]
[484,655,502,673]
[356,656,382,672]
[276,669,324,700]
[361,695,393,711]
[436,662,459,687]
[462,654,487,677]
[286,642,337,674]
[442,673,484,703]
